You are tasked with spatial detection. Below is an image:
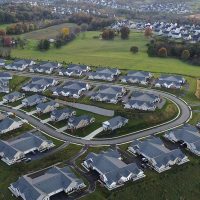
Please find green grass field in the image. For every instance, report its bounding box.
[12,31,200,77]
[20,23,77,40]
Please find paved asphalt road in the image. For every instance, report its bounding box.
[0,70,192,145]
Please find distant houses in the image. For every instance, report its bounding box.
[90,85,126,104]
[0,132,55,165]
[128,137,189,173]
[36,101,59,114]
[83,149,145,190]
[164,125,200,156]
[22,77,58,92]
[9,166,86,200]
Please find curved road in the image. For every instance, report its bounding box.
[0,88,191,145]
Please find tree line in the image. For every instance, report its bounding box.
[147,38,200,65]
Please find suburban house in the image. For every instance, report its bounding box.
[83,149,145,190]
[0,117,23,134]
[124,91,160,111]
[51,108,76,122]
[128,137,189,173]
[0,132,55,165]
[29,62,61,74]
[0,112,6,121]
[53,81,91,98]
[59,64,90,77]
[22,77,58,92]
[67,115,95,130]
[9,166,86,200]
[5,60,35,71]
[0,72,12,93]
[154,75,185,89]
[3,91,25,103]
[164,125,200,156]
[102,116,128,131]
[36,101,59,114]
[121,71,153,85]
[22,94,47,107]
[90,85,126,104]
[0,59,6,66]
[88,68,121,81]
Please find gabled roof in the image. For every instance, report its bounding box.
[51,108,74,118]
[130,91,159,103]
[11,166,84,200]
[0,118,17,132]
[36,101,57,111]
[159,75,184,82]
[3,91,24,101]
[22,94,45,104]
[127,70,151,77]
[85,149,141,184]
[68,115,92,126]
[130,137,186,167]
[0,72,12,79]
[104,116,128,128]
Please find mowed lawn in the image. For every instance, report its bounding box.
[20,23,77,40]
[12,31,200,77]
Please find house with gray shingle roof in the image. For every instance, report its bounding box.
[0,72,12,93]
[124,91,160,111]
[68,115,95,130]
[51,108,76,122]
[5,60,35,71]
[53,81,91,99]
[0,132,55,165]
[22,77,58,92]
[0,59,6,66]
[22,94,47,107]
[121,71,152,85]
[90,85,126,104]
[0,117,23,134]
[36,101,59,114]
[128,137,189,173]
[154,75,185,89]
[3,91,25,103]
[83,149,145,190]
[102,116,128,131]
[9,166,86,200]
[88,68,121,81]
[164,125,200,156]
[59,64,90,77]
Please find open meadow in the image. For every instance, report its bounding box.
[12,30,200,77]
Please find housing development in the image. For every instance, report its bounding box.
[0,0,199,200]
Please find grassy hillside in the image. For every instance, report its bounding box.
[12,31,200,77]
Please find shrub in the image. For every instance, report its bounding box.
[181,49,190,60]
[130,46,139,53]
[158,47,168,58]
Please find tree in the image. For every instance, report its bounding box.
[3,36,12,47]
[0,29,6,37]
[158,47,168,58]
[130,46,139,53]
[38,39,50,51]
[120,27,130,40]
[61,27,70,39]
[144,27,153,38]
[181,49,190,60]
[102,29,115,40]
[80,23,88,32]
[54,39,62,48]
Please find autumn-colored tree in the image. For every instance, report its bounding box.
[3,36,12,47]
[61,27,70,39]
[144,27,153,38]
[0,29,6,37]
[158,47,168,57]
[181,49,190,60]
